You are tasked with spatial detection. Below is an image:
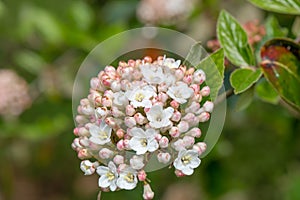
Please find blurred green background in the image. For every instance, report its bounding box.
[0,0,300,199]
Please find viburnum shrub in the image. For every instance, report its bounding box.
[72,56,212,199]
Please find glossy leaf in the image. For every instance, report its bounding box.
[248,0,300,15]
[255,78,280,104]
[196,48,225,101]
[265,16,288,38]
[183,42,205,68]
[261,38,300,77]
[230,68,262,94]
[292,17,300,37]
[217,10,255,67]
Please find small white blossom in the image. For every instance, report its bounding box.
[126,86,156,108]
[167,82,194,104]
[89,121,112,145]
[117,166,138,190]
[146,105,174,129]
[97,161,118,191]
[113,91,129,107]
[173,149,201,175]
[143,184,155,200]
[162,56,181,69]
[140,64,165,84]
[129,127,159,155]
[130,155,145,170]
[80,160,99,175]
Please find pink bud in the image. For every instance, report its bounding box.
[117,163,127,173]
[183,136,195,147]
[177,121,189,133]
[198,112,210,122]
[134,113,147,125]
[72,138,82,150]
[157,152,171,164]
[101,96,112,107]
[169,126,180,138]
[158,92,168,103]
[79,137,89,147]
[185,102,200,113]
[175,169,186,177]
[193,142,207,155]
[78,127,90,137]
[182,113,196,124]
[186,127,202,138]
[78,149,90,159]
[123,139,130,149]
[170,100,179,109]
[95,107,108,118]
[175,67,185,80]
[75,115,89,125]
[126,105,136,116]
[193,69,206,84]
[183,74,193,84]
[171,110,181,122]
[172,139,185,151]
[155,133,162,141]
[113,155,124,165]
[124,116,136,128]
[159,136,169,148]
[116,129,125,139]
[73,127,79,136]
[203,101,214,113]
[117,140,125,150]
[143,56,152,63]
[190,84,200,93]
[111,80,121,92]
[99,148,113,159]
[90,77,100,90]
[201,86,210,96]
[143,184,155,200]
[111,106,125,118]
[105,117,117,129]
[138,170,147,181]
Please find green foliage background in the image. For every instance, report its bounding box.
[0,0,300,199]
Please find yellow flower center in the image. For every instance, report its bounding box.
[135,93,145,102]
[106,172,115,181]
[140,138,147,147]
[124,173,134,183]
[99,131,108,139]
[181,155,192,165]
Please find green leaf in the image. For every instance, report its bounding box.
[230,68,262,94]
[248,0,300,15]
[14,50,47,74]
[265,16,288,38]
[261,61,300,111]
[183,42,206,68]
[235,87,254,111]
[69,1,93,31]
[196,48,225,101]
[217,10,255,67]
[255,78,280,104]
[292,17,300,37]
[261,38,300,77]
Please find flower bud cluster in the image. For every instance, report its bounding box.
[72,56,212,199]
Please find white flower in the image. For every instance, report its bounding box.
[126,86,156,108]
[89,121,112,145]
[173,149,201,175]
[167,82,194,104]
[130,155,145,170]
[80,160,99,175]
[162,56,181,69]
[140,64,165,84]
[129,127,159,155]
[146,105,174,129]
[117,166,138,190]
[113,91,129,107]
[97,161,118,191]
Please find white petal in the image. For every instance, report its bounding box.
[98,175,111,188]
[89,125,100,136]
[189,157,201,168]
[182,167,194,175]
[110,181,117,191]
[147,139,159,152]
[96,166,109,175]
[164,107,174,119]
[130,127,146,138]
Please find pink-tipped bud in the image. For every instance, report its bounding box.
[78,127,90,137]
[175,67,185,80]
[200,86,210,96]
[95,107,108,118]
[143,184,155,200]
[171,110,181,122]
[155,133,162,141]
[169,126,180,138]
[111,106,125,118]
[72,138,82,150]
[193,69,206,84]
[116,129,125,139]
[198,112,210,122]
[170,100,179,109]
[101,96,112,107]
[183,74,193,84]
[123,139,130,149]
[193,142,207,155]
[90,77,101,90]
[126,105,136,116]
[78,149,90,159]
[203,101,214,113]
[157,152,171,164]
[186,127,202,138]
[113,155,124,165]
[75,115,89,125]
[117,140,125,151]
[79,137,89,147]
[143,56,152,63]
[124,116,136,128]
[190,84,200,93]
[172,139,185,151]
[138,170,147,181]
[105,117,117,129]
[159,136,169,148]
[99,148,113,159]
[158,92,168,103]
[175,169,186,177]
[73,127,79,136]
[134,113,147,125]
[177,121,189,133]
[185,102,200,113]
[183,136,195,148]
[181,113,196,124]
[117,163,127,173]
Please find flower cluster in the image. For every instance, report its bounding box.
[137,0,195,25]
[0,69,32,117]
[72,56,213,199]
